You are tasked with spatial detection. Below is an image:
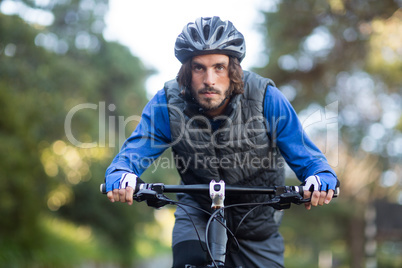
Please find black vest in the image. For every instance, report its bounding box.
[164,71,285,240]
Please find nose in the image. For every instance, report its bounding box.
[203,69,216,87]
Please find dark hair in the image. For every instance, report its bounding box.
[176,56,244,96]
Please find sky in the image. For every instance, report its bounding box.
[103,0,276,97]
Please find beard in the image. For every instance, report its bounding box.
[192,86,231,112]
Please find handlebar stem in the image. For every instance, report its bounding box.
[210,180,225,209]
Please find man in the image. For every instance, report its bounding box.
[105,17,338,267]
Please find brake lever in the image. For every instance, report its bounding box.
[133,183,172,208]
[269,186,311,210]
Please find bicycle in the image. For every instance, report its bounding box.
[100,180,340,268]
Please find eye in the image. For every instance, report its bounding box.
[192,64,204,72]
[215,65,225,71]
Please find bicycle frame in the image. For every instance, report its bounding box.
[100,180,339,268]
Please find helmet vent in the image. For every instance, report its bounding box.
[216,27,224,41]
[191,28,200,43]
[229,39,242,47]
[203,25,210,40]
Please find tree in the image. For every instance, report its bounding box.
[0,1,152,264]
[255,0,402,267]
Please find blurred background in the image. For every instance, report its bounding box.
[0,0,401,267]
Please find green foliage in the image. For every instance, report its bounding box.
[256,1,402,267]
[0,216,122,268]
[0,13,56,253]
[0,5,151,266]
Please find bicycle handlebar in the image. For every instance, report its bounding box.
[100,180,339,210]
[100,182,340,196]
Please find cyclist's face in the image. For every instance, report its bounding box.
[190,54,230,117]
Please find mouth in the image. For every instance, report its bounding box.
[201,92,217,97]
[199,88,220,97]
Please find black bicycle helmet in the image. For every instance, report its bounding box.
[175,16,246,63]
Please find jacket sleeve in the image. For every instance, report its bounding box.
[104,89,172,191]
[263,85,337,182]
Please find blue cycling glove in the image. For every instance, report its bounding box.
[303,172,337,191]
[105,170,141,192]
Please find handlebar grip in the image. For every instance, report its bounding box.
[99,183,143,195]
[334,179,340,198]
[100,183,107,194]
[333,187,339,198]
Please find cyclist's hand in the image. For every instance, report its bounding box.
[303,175,335,210]
[107,173,137,205]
